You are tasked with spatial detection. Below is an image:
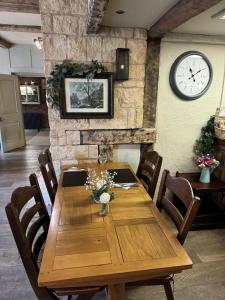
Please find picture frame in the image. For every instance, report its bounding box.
[60,72,114,119]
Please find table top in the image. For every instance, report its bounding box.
[38,162,192,289]
[177,172,225,192]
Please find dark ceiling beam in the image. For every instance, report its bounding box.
[87,0,109,34]
[0,36,12,48]
[0,24,41,32]
[148,0,222,38]
[0,0,39,14]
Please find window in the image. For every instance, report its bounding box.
[20,85,40,104]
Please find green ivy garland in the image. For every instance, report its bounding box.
[47,60,106,110]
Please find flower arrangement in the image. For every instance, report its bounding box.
[85,169,116,204]
[196,155,220,169]
[196,155,220,183]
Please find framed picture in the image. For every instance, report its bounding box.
[60,72,114,119]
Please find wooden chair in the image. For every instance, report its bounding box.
[38,149,58,204]
[5,173,104,300]
[136,150,162,198]
[127,169,201,300]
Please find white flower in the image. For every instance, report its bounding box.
[96,179,106,190]
[99,192,111,204]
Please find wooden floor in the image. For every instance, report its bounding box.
[1,145,225,299]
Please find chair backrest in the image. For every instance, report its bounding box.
[136,150,163,198]
[5,174,57,299]
[38,149,58,204]
[156,169,201,245]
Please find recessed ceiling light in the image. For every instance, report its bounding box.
[212,8,225,19]
[116,10,125,14]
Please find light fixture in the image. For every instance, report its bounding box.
[212,8,225,19]
[115,48,130,81]
[116,10,125,14]
[33,37,43,50]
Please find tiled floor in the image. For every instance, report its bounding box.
[1,144,225,299]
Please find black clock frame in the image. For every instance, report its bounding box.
[169,51,213,101]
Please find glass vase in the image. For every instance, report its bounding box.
[199,167,210,183]
[99,203,109,216]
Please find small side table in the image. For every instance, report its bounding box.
[175,172,225,230]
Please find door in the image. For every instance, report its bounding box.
[0,74,25,152]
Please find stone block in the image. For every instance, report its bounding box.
[44,61,52,77]
[78,16,88,36]
[71,0,88,15]
[66,130,80,145]
[116,87,144,108]
[102,62,114,72]
[134,28,147,40]
[67,37,87,61]
[39,0,71,14]
[60,159,78,166]
[52,145,89,160]
[98,26,111,36]
[86,37,102,61]
[53,15,79,35]
[127,109,137,128]
[136,107,143,128]
[41,14,52,33]
[43,34,67,60]
[57,129,66,145]
[102,37,125,62]
[110,27,134,39]
[88,145,98,159]
[127,39,147,64]
[129,65,145,80]
[116,80,145,88]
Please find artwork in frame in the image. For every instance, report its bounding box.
[60,72,114,119]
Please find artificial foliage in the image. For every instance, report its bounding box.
[46,60,106,109]
[194,115,216,156]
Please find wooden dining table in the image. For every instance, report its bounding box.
[38,162,192,299]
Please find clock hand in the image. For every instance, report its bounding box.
[188,68,206,80]
[192,68,206,77]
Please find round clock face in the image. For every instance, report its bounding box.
[169,51,213,100]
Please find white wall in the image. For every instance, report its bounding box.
[155,34,225,178]
[0,44,44,75]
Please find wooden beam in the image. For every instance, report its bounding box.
[87,0,109,34]
[149,0,222,38]
[0,36,12,48]
[0,0,39,14]
[0,24,41,33]
[143,38,161,128]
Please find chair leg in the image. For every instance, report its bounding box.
[164,281,174,300]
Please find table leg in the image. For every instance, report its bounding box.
[107,283,125,300]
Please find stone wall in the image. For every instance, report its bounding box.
[39,0,156,164]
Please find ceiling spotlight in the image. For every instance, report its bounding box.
[33,37,43,50]
[212,8,225,19]
[116,10,125,14]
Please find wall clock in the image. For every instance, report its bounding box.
[169,51,213,100]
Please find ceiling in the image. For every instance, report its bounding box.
[0,0,224,45]
[102,0,225,36]
[173,0,225,36]
[0,12,41,44]
[102,0,179,29]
